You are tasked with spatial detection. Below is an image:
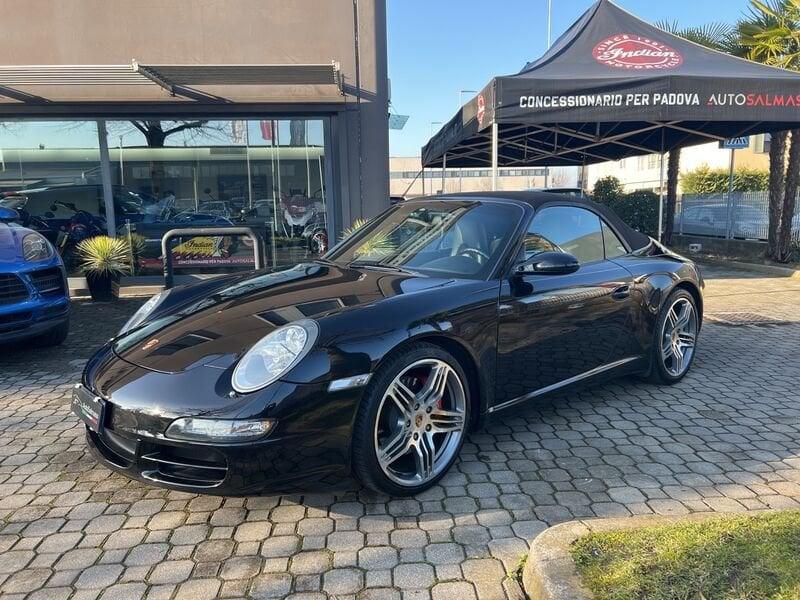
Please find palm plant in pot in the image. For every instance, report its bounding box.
[77,236,131,301]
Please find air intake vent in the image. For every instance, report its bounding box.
[29,268,64,296]
[0,274,28,305]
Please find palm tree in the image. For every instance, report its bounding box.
[655,22,740,244]
[739,0,800,262]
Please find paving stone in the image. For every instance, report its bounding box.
[393,563,435,589]
[431,581,478,600]
[75,564,124,589]
[322,567,364,594]
[173,578,220,599]
[148,560,194,584]
[250,573,292,598]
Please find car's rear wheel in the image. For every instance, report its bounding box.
[649,289,698,384]
[352,343,470,496]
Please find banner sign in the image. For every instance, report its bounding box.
[720,137,750,150]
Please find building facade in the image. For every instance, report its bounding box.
[586,136,770,194]
[0,0,389,273]
[389,157,578,197]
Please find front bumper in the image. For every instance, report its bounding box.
[0,261,69,343]
[79,369,363,495]
[0,296,69,343]
[85,423,354,495]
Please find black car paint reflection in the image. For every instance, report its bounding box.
[80,193,704,495]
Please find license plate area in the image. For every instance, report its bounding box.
[71,384,105,433]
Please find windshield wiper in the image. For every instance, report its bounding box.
[347,260,415,273]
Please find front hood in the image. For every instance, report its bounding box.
[0,225,22,263]
[113,262,456,374]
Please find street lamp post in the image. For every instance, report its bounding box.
[547,0,552,47]
[118,135,124,186]
[457,90,478,110]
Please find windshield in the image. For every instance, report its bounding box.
[327,200,523,279]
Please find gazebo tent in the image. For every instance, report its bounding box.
[422,0,800,234]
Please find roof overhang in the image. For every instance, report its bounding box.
[0,61,343,106]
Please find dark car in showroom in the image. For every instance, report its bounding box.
[0,206,70,347]
[74,192,703,496]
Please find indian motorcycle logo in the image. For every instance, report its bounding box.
[593,34,683,70]
[476,94,486,126]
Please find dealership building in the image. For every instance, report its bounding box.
[0,0,389,272]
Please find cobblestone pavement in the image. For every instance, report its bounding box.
[0,265,798,599]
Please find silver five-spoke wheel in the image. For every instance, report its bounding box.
[661,297,697,377]
[374,359,466,486]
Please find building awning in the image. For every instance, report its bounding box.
[0,61,342,105]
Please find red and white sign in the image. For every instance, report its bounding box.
[476,94,486,126]
[593,34,683,70]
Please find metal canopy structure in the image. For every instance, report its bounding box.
[0,60,342,101]
[422,0,800,189]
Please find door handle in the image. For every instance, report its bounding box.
[611,285,631,300]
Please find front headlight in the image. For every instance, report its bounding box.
[119,290,169,335]
[22,233,54,262]
[231,319,319,393]
[165,417,275,443]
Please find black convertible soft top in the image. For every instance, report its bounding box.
[432,191,653,252]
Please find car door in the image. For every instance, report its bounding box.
[493,205,637,410]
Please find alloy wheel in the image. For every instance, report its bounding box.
[374,359,467,486]
[661,297,697,377]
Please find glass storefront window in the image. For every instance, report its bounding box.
[0,118,331,276]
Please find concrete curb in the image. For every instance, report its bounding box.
[522,512,743,600]
[696,257,800,279]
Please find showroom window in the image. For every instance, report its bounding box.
[0,118,332,275]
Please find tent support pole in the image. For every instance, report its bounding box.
[442,152,446,194]
[421,166,425,196]
[491,123,499,191]
[658,129,665,243]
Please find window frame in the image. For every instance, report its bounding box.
[507,201,633,275]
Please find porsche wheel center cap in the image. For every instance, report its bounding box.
[415,414,424,428]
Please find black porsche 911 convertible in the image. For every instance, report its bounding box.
[74,192,703,496]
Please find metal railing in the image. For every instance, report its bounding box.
[676,191,800,242]
[161,227,264,290]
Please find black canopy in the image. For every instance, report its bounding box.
[422,0,800,169]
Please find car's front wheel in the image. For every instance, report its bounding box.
[352,343,470,496]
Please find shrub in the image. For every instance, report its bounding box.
[592,176,625,204]
[608,191,659,237]
[592,177,659,237]
[681,164,769,194]
[76,235,131,277]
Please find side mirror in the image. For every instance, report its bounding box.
[0,206,20,222]
[514,251,580,276]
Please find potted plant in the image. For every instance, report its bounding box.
[76,236,131,301]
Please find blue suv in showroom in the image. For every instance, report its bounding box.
[0,206,70,347]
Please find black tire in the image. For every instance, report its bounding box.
[351,343,471,496]
[648,289,698,384]
[31,320,69,348]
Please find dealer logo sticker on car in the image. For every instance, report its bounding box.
[593,34,683,70]
[141,338,160,351]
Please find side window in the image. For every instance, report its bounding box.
[602,221,627,259]
[527,206,605,264]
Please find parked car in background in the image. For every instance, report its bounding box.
[0,206,69,347]
[675,201,800,240]
[0,183,152,244]
[75,192,703,496]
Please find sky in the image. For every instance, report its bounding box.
[387,0,752,157]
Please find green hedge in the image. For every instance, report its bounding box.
[681,165,769,194]
[592,176,659,237]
